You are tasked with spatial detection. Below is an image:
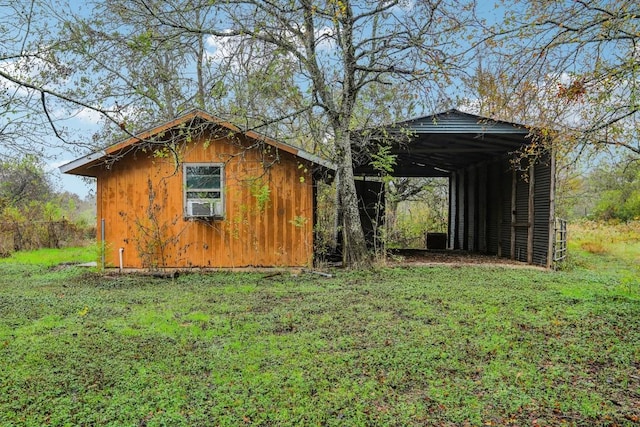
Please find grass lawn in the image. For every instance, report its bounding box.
[0,246,97,267]
[1,229,639,426]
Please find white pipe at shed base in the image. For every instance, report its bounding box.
[119,248,124,272]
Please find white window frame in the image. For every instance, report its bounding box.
[183,163,224,219]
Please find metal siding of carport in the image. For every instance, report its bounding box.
[514,169,530,262]
[453,161,493,254]
[466,166,477,251]
[533,156,552,266]
[477,163,488,253]
[500,159,513,258]
[448,173,456,249]
[402,111,530,135]
[486,158,501,256]
[457,169,466,250]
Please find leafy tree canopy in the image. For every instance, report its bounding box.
[590,156,640,221]
[0,155,53,209]
[483,0,640,158]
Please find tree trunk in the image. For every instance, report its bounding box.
[335,133,370,268]
[194,9,206,110]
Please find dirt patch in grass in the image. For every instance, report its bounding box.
[389,249,546,269]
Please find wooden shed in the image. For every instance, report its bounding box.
[354,109,560,268]
[61,110,332,269]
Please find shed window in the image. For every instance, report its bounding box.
[184,163,224,218]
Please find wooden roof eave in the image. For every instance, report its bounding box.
[59,149,108,177]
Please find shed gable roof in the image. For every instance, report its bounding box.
[60,109,333,177]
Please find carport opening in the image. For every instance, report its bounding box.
[385,176,449,250]
[353,175,450,253]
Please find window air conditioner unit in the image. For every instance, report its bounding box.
[187,199,222,217]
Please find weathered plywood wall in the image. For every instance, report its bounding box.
[95,132,314,268]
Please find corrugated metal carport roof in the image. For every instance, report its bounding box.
[354,109,532,177]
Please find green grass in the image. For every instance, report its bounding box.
[0,246,96,266]
[1,241,639,426]
[566,221,640,296]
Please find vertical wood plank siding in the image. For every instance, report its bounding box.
[96,132,314,268]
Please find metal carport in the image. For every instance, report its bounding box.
[353,109,557,268]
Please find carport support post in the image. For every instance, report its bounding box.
[466,167,475,251]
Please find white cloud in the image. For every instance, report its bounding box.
[0,59,36,98]
[0,51,71,96]
[314,26,336,51]
[205,32,239,63]
[205,23,336,67]
[73,107,103,124]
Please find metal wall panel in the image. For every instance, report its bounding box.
[514,170,530,262]
[533,155,552,266]
[356,179,385,248]
[457,170,466,249]
[467,167,476,251]
[485,159,501,255]
[422,151,553,266]
[499,160,513,258]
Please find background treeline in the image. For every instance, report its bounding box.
[0,155,95,257]
[559,154,640,222]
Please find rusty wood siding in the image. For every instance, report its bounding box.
[95,132,314,268]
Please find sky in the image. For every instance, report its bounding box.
[0,1,98,198]
[49,120,101,199]
[5,0,228,198]
[51,156,95,198]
